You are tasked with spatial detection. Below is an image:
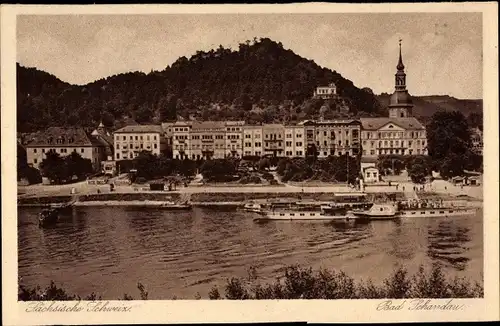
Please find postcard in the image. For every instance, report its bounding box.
[1,2,498,325]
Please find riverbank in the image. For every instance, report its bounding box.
[17,191,482,208]
[18,264,483,300]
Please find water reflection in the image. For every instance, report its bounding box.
[427,220,471,271]
[18,206,483,299]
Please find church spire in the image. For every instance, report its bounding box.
[397,39,405,71]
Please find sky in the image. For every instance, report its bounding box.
[17,13,482,99]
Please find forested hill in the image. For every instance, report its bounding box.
[17,38,382,132]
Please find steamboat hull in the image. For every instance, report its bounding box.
[400,207,477,218]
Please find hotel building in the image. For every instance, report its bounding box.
[300,119,361,157]
[360,41,427,158]
[113,125,166,161]
[25,126,110,171]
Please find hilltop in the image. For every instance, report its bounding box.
[17,38,383,132]
[16,37,482,132]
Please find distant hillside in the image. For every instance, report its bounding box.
[17,38,382,132]
[377,93,482,118]
[16,37,482,133]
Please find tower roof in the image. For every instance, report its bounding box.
[389,91,413,107]
[397,39,405,71]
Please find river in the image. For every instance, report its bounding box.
[18,206,483,299]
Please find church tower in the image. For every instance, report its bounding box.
[388,40,413,118]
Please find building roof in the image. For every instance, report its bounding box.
[360,117,424,130]
[91,128,114,146]
[298,119,359,126]
[192,121,225,130]
[24,127,104,147]
[114,125,164,134]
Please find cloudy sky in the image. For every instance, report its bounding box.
[17,13,482,99]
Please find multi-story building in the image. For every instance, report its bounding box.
[360,40,427,158]
[313,83,338,99]
[360,118,427,157]
[91,122,114,160]
[161,122,175,157]
[25,126,108,172]
[299,119,361,157]
[171,121,191,159]
[225,121,245,158]
[190,121,226,160]
[470,127,483,155]
[113,125,166,161]
[284,125,305,157]
[262,124,285,157]
[243,125,263,157]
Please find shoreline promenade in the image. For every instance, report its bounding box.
[18,178,483,201]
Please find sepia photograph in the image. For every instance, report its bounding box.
[2,3,499,325]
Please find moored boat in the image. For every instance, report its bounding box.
[39,209,59,228]
[397,200,478,218]
[157,201,192,210]
[241,202,264,214]
[253,206,358,222]
[399,207,477,217]
[349,203,400,220]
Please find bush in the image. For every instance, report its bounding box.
[261,172,274,181]
[239,175,261,184]
[18,264,483,301]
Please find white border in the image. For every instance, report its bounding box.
[2,3,499,325]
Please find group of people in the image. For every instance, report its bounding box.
[397,198,446,210]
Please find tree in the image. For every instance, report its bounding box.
[427,111,471,163]
[134,151,159,180]
[39,151,69,184]
[467,112,483,131]
[439,153,466,180]
[64,152,93,180]
[200,159,238,182]
[408,163,428,183]
[258,158,271,171]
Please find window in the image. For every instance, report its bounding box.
[297,134,302,138]
[324,141,327,146]
[33,148,37,153]
[81,149,84,153]
[367,172,371,177]
[370,150,375,155]
[154,136,157,140]
[116,153,120,159]
[296,142,302,146]
[33,158,37,164]
[116,144,120,149]
[323,151,327,156]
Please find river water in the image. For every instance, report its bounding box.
[18,206,483,299]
